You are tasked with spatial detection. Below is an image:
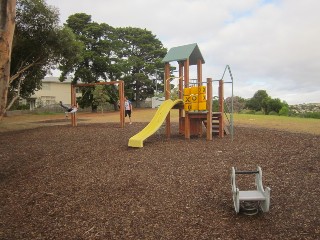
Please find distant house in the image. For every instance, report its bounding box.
[27,77,72,110]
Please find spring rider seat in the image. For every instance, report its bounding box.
[231,166,271,214]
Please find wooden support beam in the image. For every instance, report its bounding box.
[179,62,184,99]
[207,78,213,141]
[164,63,171,139]
[197,59,202,85]
[184,59,189,88]
[185,111,190,139]
[74,81,123,87]
[164,63,171,100]
[183,59,190,139]
[71,84,77,127]
[119,81,125,128]
[71,80,125,128]
[179,62,184,133]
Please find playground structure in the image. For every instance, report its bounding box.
[69,81,125,127]
[231,166,271,214]
[128,43,234,147]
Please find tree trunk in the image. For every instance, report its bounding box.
[0,0,16,120]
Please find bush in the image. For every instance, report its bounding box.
[15,104,30,110]
[279,106,289,116]
[300,112,320,119]
[239,109,255,114]
[269,111,278,115]
[255,111,264,115]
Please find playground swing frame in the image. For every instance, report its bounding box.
[70,81,125,128]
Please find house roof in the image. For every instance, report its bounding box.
[162,43,205,65]
[43,77,72,83]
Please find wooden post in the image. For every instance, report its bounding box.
[164,62,171,100]
[219,80,224,138]
[185,111,190,139]
[71,84,77,127]
[197,59,203,138]
[207,78,213,141]
[184,59,189,88]
[184,59,190,139]
[197,59,202,85]
[119,81,125,128]
[179,62,184,99]
[164,62,171,138]
[179,62,184,133]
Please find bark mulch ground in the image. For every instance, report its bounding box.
[0,123,319,239]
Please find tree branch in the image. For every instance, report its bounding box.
[9,56,43,83]
[6,76,23,110]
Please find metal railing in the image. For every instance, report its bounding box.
[221,65,234,141]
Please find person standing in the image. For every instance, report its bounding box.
[124,96,133,124]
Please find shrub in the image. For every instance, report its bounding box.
[239,109,255,114]
[300,112,320,119]
[14,104,30,110]
[255,111,264,115]
[279,106,289,116]
[269,111,278,115]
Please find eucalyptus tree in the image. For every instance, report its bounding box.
[0,0,16,119]
[1,0,83,115]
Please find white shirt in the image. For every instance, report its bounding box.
[124,100,131,110]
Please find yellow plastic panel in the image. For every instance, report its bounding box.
[198,86,206,94]
[184,95,191,104]
[191,86,198,95]
[183,88,191,96]
[184,103,191,111]
[191,95,198,103]
[198,94,206,102]
[191,102,199,110]
[198,101,207,111]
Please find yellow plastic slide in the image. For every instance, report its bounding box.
[128,99,183,148]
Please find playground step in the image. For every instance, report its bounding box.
[202,112,229,135]
[203,120,230,135]
[212,112,222,120]
[212,112,222,116]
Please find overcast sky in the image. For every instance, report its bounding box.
[46,0,319,104]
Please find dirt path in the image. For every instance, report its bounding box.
[0,109,163,133]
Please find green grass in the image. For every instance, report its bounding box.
[232,113,320,135]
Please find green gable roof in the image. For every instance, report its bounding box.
[162,43,205,65]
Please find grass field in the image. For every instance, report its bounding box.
[0,109,319,135]
[232,113,320,135]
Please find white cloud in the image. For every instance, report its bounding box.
[46,0,320,104]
